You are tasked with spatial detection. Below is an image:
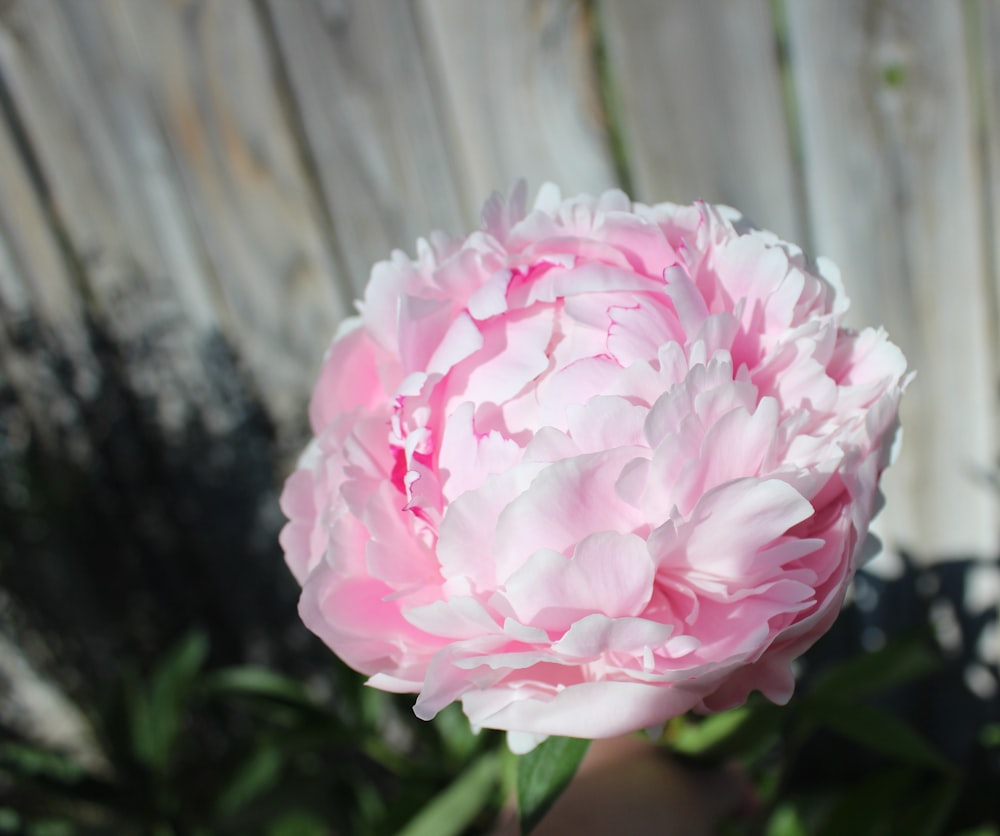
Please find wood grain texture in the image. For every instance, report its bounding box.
[787,0,997,561]
[417,0,618,205]
[980,0,1000,371]
[0,0,996,755]
[104,0,350,434]
[266,0,468,294]
[598,0,802,242]
[975,1,1000,653]
[0,0,990,554]
[0,0,237,435]
[0,98,94,458]
[0,115,82,340]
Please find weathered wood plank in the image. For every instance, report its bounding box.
[0,75,94,458]
[416,0,618,203]
[104,0,350,435]
[0,113,83,343]
[973,1,1000,647]
[265,0,468,292]
[981,0,1000,373]
[787,0,997,562]
[0,0,237,435]
[0,0,314,702]
[0,0,350,440]
[598,0,802,242]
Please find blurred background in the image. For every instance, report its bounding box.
[0,1,998,833]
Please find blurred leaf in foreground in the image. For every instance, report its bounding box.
[398,750,501,836]
[517,736,590,835]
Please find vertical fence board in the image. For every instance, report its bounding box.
[416,0,618,205]
[0,0,997,745]
[598,0,802,242]
[0,104,93,457]
[0,0,238,435]
[981,0,1000,366]
[266,0,467,293]
[787,0,997,562]
[0,0,311,705]
[976,0,1000,688]
[0,121,82,342]
[106,0,349,433]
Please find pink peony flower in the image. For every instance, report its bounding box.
[280,183,908,751]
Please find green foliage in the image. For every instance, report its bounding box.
[677,630,984,835]
[1,632,505,834]
[3,624,998,835]
[670,699,784,763]
[397,751,501,836]
[800,700,951,773]
[264,810,330,836]
[431,703,483,766]
[806,633,942,702]
[516,736,590,834]
[765,803,809,836]
[128,632,210,775]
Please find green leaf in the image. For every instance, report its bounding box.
[808,633,941,701]
[517,736,590,835]
[805,701,952,773]
[359,686,391,731]
[0,742,123,811]
[397,750,501,836]
[0,809,20,834]
[21,820,74,836]
[214,745,285,818]
[893,775,961,836]
[130,632,209,773]
[200,666,313,706]
[979,723,1000,748]
[432,703,482,763]
[816,768,915,836]
[0,743,85,783]
[200,666,348,740]
[672,707,751,753]
[766,803,810,836]
[265,810,330,836]
[671,701,782,762]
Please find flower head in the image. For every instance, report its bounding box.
[280,183,907,750]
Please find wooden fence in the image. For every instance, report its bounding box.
[1,0,998,744]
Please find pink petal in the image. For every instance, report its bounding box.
[516,261,661,308]
[449,308,554,406]
[436,462,549,591]
[565,396,648,452]
[437,401,523,501]
[552,614,676,659]
[606,295,683,366]
[493,449,648,582]
[460,678,707,739]
[425,312,484,376]
[501,531,654,630]
[308,322,395,433]
[661,478,817,584]
[363,482,441,589]
[299,567,438,682]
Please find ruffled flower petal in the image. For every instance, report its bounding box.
[280,183,908,743]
